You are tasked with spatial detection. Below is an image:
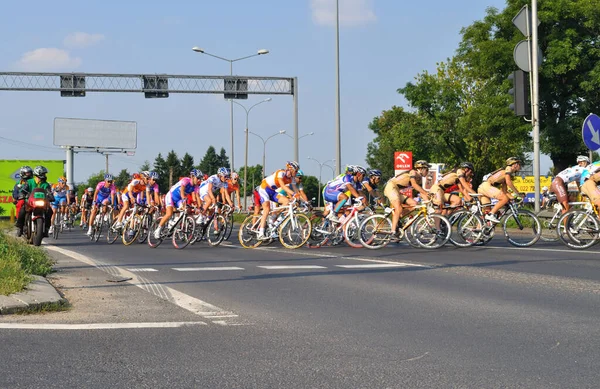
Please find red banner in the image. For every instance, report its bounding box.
[394,151,413,171]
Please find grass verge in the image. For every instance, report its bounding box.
[0,230,55,296]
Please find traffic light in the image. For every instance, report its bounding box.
[508,70,529,117]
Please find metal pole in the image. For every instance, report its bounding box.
[230,61,235,170]
[293,77,299,162]
[334,0,341,175]
[531,0,541,213]
[243,117,249,211]
[66,146,74,190]
[105,154,109,174]
[317,166,322,208]
[263,142,267,178]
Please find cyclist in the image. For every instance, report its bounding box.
[478,157,523,223]
[12,166,33,231]
[257,161,301,239]
[141,171,161,211]
[200,167,234,219]
[114,172,148,229]
[80,187,94,228]
[429,162,476,214]
[219,171,241,210]
[50,177,71,234]
[550,155,590,213]
[322,165,366,223]
[361,169,383,205]
[86,174,116,236]
[383,160,431,235]
[153,169,202,239]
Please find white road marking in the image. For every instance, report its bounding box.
[0,322,207,330]
[257,265,327,270]
[127,268,158,272]
[44,245,241,325]
[335,264,410,269]
[485,245,600,254]
[172,267,245,271]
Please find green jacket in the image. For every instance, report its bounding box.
[23,178,52,197]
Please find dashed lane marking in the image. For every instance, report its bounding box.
[257,265,327,270]
[172,267,245,271]
[0,322,207,330]
[335,264,412,269]
[127,268,158,272]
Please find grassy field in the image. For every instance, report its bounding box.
[0,224,54,296]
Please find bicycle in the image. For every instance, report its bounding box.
[468,194,541,247]
[535,196,587,242]
[147,206,196,249]
[359,201,451,250]
[90,205,113,243]
[308,199,372,249]
[239,199,312,249]
[556,199,599,250]
[190,203,230,247]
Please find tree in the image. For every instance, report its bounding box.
[238,164,264,197]
[165,150,181,187]
[198,146,220,176]
[217,147,230,170]
[302,175,320,204]
[153,153,169,190]
[82,171,105,198]
[456,0,600,172]
[180,153,195,176]
[115,169,130,189]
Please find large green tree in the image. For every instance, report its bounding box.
[217,147,230,170]
[198,146,220,176]
[238,164,263,197]
[115,169,130,189]
[180,153,195,176]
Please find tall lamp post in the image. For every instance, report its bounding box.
[283,132,314,161]
[247,130,286,178]
[231,98,272,210]
[192,46,269,171]
[308,156,336,208]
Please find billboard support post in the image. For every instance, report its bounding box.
[66,147,74,190]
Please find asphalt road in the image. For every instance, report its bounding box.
[1,230,599,388]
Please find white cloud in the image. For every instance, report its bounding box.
[63,32,105,49]
[16,48,82,71]
[311,0,376,27]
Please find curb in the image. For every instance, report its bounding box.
[0,275,68,315]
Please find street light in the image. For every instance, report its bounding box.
[247,130,286,178]
[191,46,269,170]
[308,156,336,208]
[281,131,314,161]
[231,98,272,210]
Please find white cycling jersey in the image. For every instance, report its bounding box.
[556,165,586,183]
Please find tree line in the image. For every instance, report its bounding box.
[366,0,600,182]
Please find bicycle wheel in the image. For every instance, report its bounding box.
[122,216,141,246]
[172,215,196,249]
[307,216,334,248]
[137,214,151,244]
[52,212,59,240]
[557,210,600,250]
[207,215,227,246]
[279,213,312,249]
[343,215,365,249]
[449,210,484,248]
[502,209,541,247]
[536,209,560,242]
[107,218,120,245]
[147,217,164,248]
[94,217,103,242]
[238,215,263,249]
[410,214,451,249]
[359,214,393,250]
[224,213,234,241]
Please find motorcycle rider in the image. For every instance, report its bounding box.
[12,166,33,236]
[15,165,54,237]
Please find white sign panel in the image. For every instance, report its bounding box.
[54,118,137,149]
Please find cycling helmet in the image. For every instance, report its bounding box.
[132,172,140,179]
[104,174,113,181]
[87,187,93,192]
[354,166,367,176]
[58,176,66,183]
[149,171,159,180]
[414,160,431,169]
[368,169,382,178]
[217,167,231,177]
[286,161,300,171]
[577,155,590,164]
[190,168,202,178]
[20,166,33,178]
[33,166,48,178]
[542,186,548,192]
[296,169,305,177]
[459,162,474,171]
[203,174,208,180]
[345,165,357,174]
[231,172,239,180]
[506,157,521,166]
[140,171,150,178]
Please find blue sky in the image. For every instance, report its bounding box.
[1,0,547,183]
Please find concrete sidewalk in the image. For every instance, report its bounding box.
[0,275,67,314]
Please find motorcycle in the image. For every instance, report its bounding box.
[24,188,50,246]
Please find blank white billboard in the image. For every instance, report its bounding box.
[54,118,137,149]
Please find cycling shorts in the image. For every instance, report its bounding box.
[323,187,343,204]
[165,192,185,209]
